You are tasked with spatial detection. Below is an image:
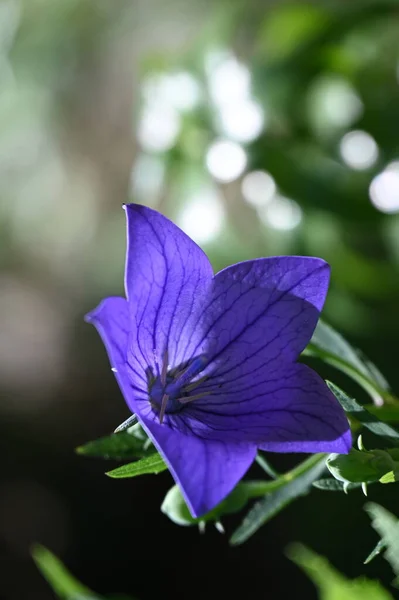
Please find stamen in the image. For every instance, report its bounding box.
[183,375,209,393]
[159,393,169,424]
[160,349,168,386]
[172,355,208,390]
[177,391,211,404]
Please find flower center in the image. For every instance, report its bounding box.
[149,354,208,423]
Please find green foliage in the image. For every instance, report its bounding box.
[230,454,326,545]
[32,544,100,600]
[161,479,280,526]
[77,422,165,481]
[32,545,137,600]
[327,382,399,446]
[312,478,360,492]
[288,544,393,600]
[76,424,153,460]
[365,503,399,586]
[162,483,251,527]
[76,321,399,550]
[305,320,392,405]
[365,405,399,424]
[76,326,399,548]
[106,454,167,479]
[364,540,387,566]
[161,454,329,540]
[326,449,395,484]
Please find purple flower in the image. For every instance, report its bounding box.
[86,204,351,517]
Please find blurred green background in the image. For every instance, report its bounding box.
[2,0,399,598]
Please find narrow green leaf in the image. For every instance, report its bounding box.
[364,540,387,565]
[32,544,99,600]
[106,453,166,478]
[230,454,326,546]
[360,353,390,391]
[365,503,399,585]
[76,425,152,460]
[309,320,377,383]
[255,453,280,478]
[305,320,390,404]
[288,543,393,600]
[312,478,360,492]
[365,405,399,423]
[327,382,399,446]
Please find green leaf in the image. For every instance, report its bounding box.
[327,382,399,446]
[312,478,360,492]
[161,485,196,526]
[365,405,399,423]
[379,470,399,484]
[106,453,166,478]
[326,449,394,484]
[360,352,390,392]
[161,484,248,526]
[76,424,152,460]
[364,540,387,565]
[305,320,390,404]
[309,320,376,381]
[288,543,394,600]
[230,454,326,546]
[365,503,399,585]
[32,544,99,600]
[161,480,276,526]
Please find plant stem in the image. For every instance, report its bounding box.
[246,454,326,498]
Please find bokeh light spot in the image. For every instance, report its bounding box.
[241,170,276,207]
[207,52,250,106]
[206,140,247,183]
[137,106,180,152]
[309,76,363,131]
[178,189,225,244]
[259,196,302,231]
[219,99,265,143]
[369,162,399,213]
[142,71,200,113]
[339,130,378,170]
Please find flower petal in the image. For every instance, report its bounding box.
[186,362,351,454]
[138,414,257,517]
[85,296,147,410]
[124,204,213,374]
[192,257,330,379]
[85,298,255,517]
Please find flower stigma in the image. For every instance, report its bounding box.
[149,353,209,423]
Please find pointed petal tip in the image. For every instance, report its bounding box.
[306,256,331,278]
[84,297,128,326]
[123,202,153,217]
[84,308,97,324]
[84,299,107,325]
